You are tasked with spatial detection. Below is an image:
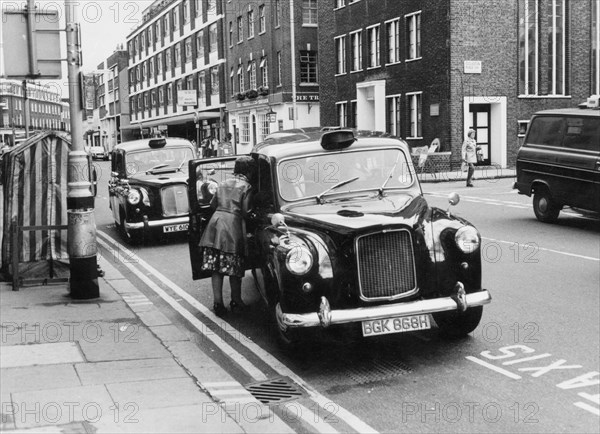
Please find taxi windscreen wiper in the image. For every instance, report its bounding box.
[316,176,359,204]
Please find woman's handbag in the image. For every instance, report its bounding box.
[476,146,484,163]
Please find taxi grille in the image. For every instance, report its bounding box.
[161,185,189,217]
[356,230,416,300]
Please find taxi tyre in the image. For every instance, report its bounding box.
[533,188,561,223]
[264,269,302,351]
[433,305,483,339]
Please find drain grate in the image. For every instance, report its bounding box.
[343,358,412,385]
[245,376,306,405]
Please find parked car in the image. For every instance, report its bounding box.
[514,99,600,222]
[187,129,491,348]
[89,145,109,161]
[109,137,197,244]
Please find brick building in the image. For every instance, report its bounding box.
[224,0,320,153]
[126,0,225,143]
[0,79,69,146]
[318,0,599,168]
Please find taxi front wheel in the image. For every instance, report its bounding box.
[433,306,483,339]
[533,189,560,223]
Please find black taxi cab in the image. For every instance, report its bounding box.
[109,137,197,244]
[187,130,491,347]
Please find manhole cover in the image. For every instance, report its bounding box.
[245,376,306,405]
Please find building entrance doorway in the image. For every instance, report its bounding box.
[468,104,491,165]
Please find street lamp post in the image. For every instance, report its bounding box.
[65,0,99,299]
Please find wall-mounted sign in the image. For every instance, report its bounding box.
[430,104,440,117]
[464,60,482,74]
[296,94,319,102]
[177,90,197,106]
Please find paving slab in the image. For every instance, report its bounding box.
[75,358,186,386]
[106,378,208,410]
[0,364,81,393]
[0,342,84,368]
[148,324,190,342]
[11,385,115,430]
[136,310,172,327]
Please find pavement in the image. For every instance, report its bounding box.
[0,166,516,433]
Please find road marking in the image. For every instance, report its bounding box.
[97,231,378,434]
[574,402,600,416]
[465,356,522,379]
[97,236,269,382]
[285,402,340,434]
[483,237,599,262]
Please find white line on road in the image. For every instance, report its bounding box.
[465,356,522,380]
[483,237,599,262]
[574,402,600,416]
[97,230,378,434]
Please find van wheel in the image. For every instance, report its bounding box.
[533,189,560,223]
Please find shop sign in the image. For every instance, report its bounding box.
[464,61,482,74]
[296,94,319,102]
[177,90,197,106]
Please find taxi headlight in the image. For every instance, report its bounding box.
[286,244,313,275]
[455,226,480,254]
[127,189,141,205]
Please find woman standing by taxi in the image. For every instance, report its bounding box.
[198,156,256,317]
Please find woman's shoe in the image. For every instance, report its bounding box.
[230,300,248,314]
[213,302,227,318]
[466,183,474,187]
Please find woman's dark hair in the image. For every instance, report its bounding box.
[234,155,256,179]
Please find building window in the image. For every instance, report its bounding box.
[157,55,162,74]
[164,15,170,36]
[546,0,569,95]
[247,8,255,38]
[158,87,164,104]
[406,12,421,60]
[141,62,146,81]
[230,67,235,93]
[386,95,401,136]
[351,100,357,127]
[518,0,538,95]
[185,37,192,62]
[336,102,347,127]
[259,5,266,33]
[148,58,154,78]
[335,0,346,8]
[183,0,189,24]
[303,0,318,25]
[209,23,218,53]
[238,64,245,92]
[350,30,362,71]
[165,49,172,70]
[275,0,281,27]
[277,51,282,85]
[335,35,347,74]
[258,114,270,141]
[300,50,318,83]
[174,44,181,66]
[240,114,250,143]
[211,67,219,95]
[195,0,202,17]
[229,21,233,46]
[407,92,422,138]
[173,6,179,30]
[367,25,380,68]
[237,16,243,42]
[208,0,217,15]
[593,0,599,94]
[386,18,400,64]
[151,91,157,107]
[167,84,172,103]
[186,75,194,91]
[198,71,206,104]
[248,61,257,89]
[197,30,205,60]
[260,57,268,87]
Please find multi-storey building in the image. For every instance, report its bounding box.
[92,49,133,151]
[224,0,320,153]
[0,79,68,146]
[126,0,226,143]
[318,0,599,168]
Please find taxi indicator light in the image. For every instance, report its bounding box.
[149,138,167,148]
[320,130,356,150]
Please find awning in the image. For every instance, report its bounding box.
[121,110,220,130]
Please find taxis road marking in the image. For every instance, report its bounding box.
[97,230,378,434]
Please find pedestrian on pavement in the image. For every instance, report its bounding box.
[462,129,477,187]
[198,155,256,317]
